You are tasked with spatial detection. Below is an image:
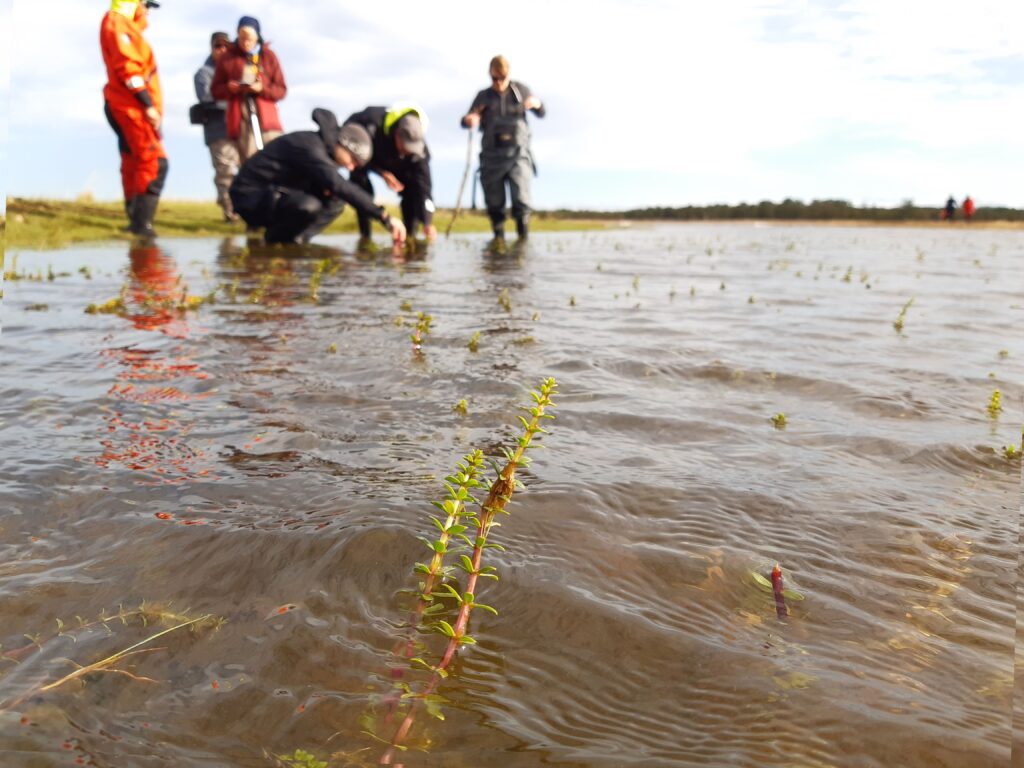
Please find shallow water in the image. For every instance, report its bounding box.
[1,224,1021,767]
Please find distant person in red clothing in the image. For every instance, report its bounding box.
[962,195,976,222]
[100,0,166,237]
[211,15,287,161]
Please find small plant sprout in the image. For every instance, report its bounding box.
[998,349,1009,358]
[1003,443,1020,461]
[569,295,576,307]
[327,342,337,354]
[467,331,481,352]
[771,413,787,429]
[632,275,640,291]
[453,399,468,415]
[987,389,1002,418]
[498,288,512,312]
[841,266,853,283]
[748,295,756,304]
[376,379,558,764]
[410,312,432,351]
[893,298,915,332]
[400,300,413,312]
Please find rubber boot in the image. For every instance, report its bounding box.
[121,197,136,232]
[515,216,529,240]
[130,193,160,238]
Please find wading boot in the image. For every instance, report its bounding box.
[515,216,529,240]
[129,193,160,239]
[121,197,136,232]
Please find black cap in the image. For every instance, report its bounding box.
[395,115,425,161]
[337,124,373,167]
[144,0,160,7]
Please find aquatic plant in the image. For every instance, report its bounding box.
[85,287,128,315]
[748,295,756,304]
[410,312,432,352]
[841,267,853,283]
[271,749,328,768]
[987,390,1002,418]
[632,275,640,291]
[452,399,468,415]
[893,298,915,332]
[372,378,558,764]
[1,603,222,710]
[751,565,803,620]
[998,349,1009,358]
[1002,443,1020,461]
[467,331,481,353]
[569,295,576,307]
[771,413,787,429]
[498,288,512,312]
[327,343,337,354]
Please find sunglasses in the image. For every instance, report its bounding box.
[214,43,229,49]
[491,75,506,82]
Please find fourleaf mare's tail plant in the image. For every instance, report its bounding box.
[370,377,558,765]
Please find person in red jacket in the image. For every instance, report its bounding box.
[962,195,976,222]
[100,0,166,237]
[211,16,287,161]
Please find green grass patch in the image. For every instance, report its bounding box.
[4,197,611,251]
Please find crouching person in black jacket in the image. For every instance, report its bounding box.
[229,108,405,246]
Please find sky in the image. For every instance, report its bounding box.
[2,0,1023,210]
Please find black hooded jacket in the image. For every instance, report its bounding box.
[344,107,433,231]
[230,108,388,224]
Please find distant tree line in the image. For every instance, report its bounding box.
[544,198,1024,222]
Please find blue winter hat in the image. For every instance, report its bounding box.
[238,15,261,37]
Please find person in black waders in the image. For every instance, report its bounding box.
[461,55,545,241]
[343,105,436,242]
[943,195,957,222]
[228,107,406,246]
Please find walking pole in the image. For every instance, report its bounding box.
[246,95,264,151]
[445,128,475,238]
[471,168,478,210]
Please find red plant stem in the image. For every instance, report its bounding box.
[380,394,551,765]
[771,563,788,619]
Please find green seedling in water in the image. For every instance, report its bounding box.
[841,267,853,283]
[79,265,92,279]
[987,390,1002,418]
[410,312,432,351]
[771,413,787,429]
[998,349,1009,359]
[748,295,756,304]
[569,295,576,307]
[327,343,337,354]
[400,300,413,312]
[467,331,481,352]
[272,749,328,768]
[893,298,915,332]
[453,399,468,415]
[1002,443,1020,461]
[498,288,512,312]
[632,275,640,291]
[374,379,558,764]
[513,335,535,345]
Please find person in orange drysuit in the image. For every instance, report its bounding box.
[962,195,976,222]
[100,0,167,238]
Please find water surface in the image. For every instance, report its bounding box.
[1,224,1021,767]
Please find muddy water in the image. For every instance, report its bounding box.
[0,224,1020,767]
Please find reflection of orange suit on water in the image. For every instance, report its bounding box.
[100,0,167,236]
[129,244,189,338]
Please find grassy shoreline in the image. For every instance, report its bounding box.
[3,197,1021,251]
[1,198,611,251]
